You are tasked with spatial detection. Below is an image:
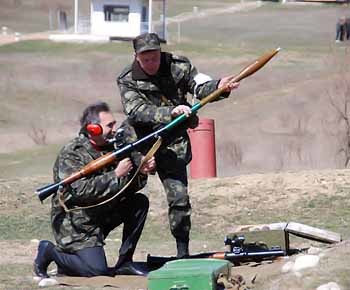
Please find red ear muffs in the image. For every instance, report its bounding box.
[86,124,103,136]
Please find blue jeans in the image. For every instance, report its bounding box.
[49,193,149,276]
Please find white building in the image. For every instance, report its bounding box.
[74,0,166,40]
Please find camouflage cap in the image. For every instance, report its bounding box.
[133,33,161,54]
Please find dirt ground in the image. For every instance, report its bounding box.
[1,169,350,289]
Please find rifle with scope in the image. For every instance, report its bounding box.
[146,235,286,269]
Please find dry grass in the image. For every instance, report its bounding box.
[1,169,350,289]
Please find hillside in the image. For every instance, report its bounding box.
[0,2,350,179]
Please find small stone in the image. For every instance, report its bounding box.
[281,261,294,273]
[38,278,58,287]
[307,246,322,255]
[316,281,341,290]
[33,276,41,282]
[293,255,320,271]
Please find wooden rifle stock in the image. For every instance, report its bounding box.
[36,48,280,202]
[63,152,117,183]
[36,144,134,202]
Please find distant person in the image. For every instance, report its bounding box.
[346,17,350,40]
[117,32,240,259]
[33,101,156,278]
[336,16,346,42]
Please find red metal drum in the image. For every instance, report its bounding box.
[188,118,217,178]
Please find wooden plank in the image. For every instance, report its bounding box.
[285,222,341,244]
[295,0,344,2]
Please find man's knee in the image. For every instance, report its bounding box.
[168,194,190,208]
[134,193,149,210]
[74,247,110,277]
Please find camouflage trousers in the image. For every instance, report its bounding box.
[157,162,192,242]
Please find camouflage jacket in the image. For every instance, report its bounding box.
[117,52,228,166]
[51,133,147,253]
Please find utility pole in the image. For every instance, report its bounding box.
[163,0,167,40]
[74,0,79,33]
[148,0,152,33]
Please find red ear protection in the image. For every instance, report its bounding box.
[86,124,103,136]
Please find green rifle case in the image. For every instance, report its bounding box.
[147,258,232,290]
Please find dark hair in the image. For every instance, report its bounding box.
[80,101,110,128]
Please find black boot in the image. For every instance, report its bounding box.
[33,240,54,278]
[176,239,189,258]
[115,261,149,276]
[115,253,132,269]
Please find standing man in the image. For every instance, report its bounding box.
[33,101,155,278]
[346,17,350,40]
[117,32,239,258]
[336,16,346,42]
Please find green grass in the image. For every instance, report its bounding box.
[0,263,96,290]
[0,40,131,56]
[0,215,51,241]
[166,3,338,52]
[166,0,244,17]
[0,144,62,179]
[251,192,350,240]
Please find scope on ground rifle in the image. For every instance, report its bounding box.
[224,235,245,252]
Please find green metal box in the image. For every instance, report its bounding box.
[147,258,232,290]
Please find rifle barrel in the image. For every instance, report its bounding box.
[147,248,285,269]
[36,183,63,202]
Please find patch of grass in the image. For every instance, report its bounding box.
[0,264,37,290]
[0,143,62,179]
[248,192,350,240]
[0,40,131,56]
[167,3,338,54]
[0,262,96,290]
[0,214,51,241]
[166,0,243,17]
[141,216,171,241]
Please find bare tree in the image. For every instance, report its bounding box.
[217,140,243,174]
[263,112,311,171]
[28,124,47,145]
[328,81,350,167]
[326,49,350,167]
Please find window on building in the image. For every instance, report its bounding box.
[104,5,129,22]
[141,6,148,22]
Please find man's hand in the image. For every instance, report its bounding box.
[218,75,240,93]
[171,105,192,118]
[114,158,133,177]
[140,156,156,175]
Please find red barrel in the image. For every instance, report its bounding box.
[188,118,217,179]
